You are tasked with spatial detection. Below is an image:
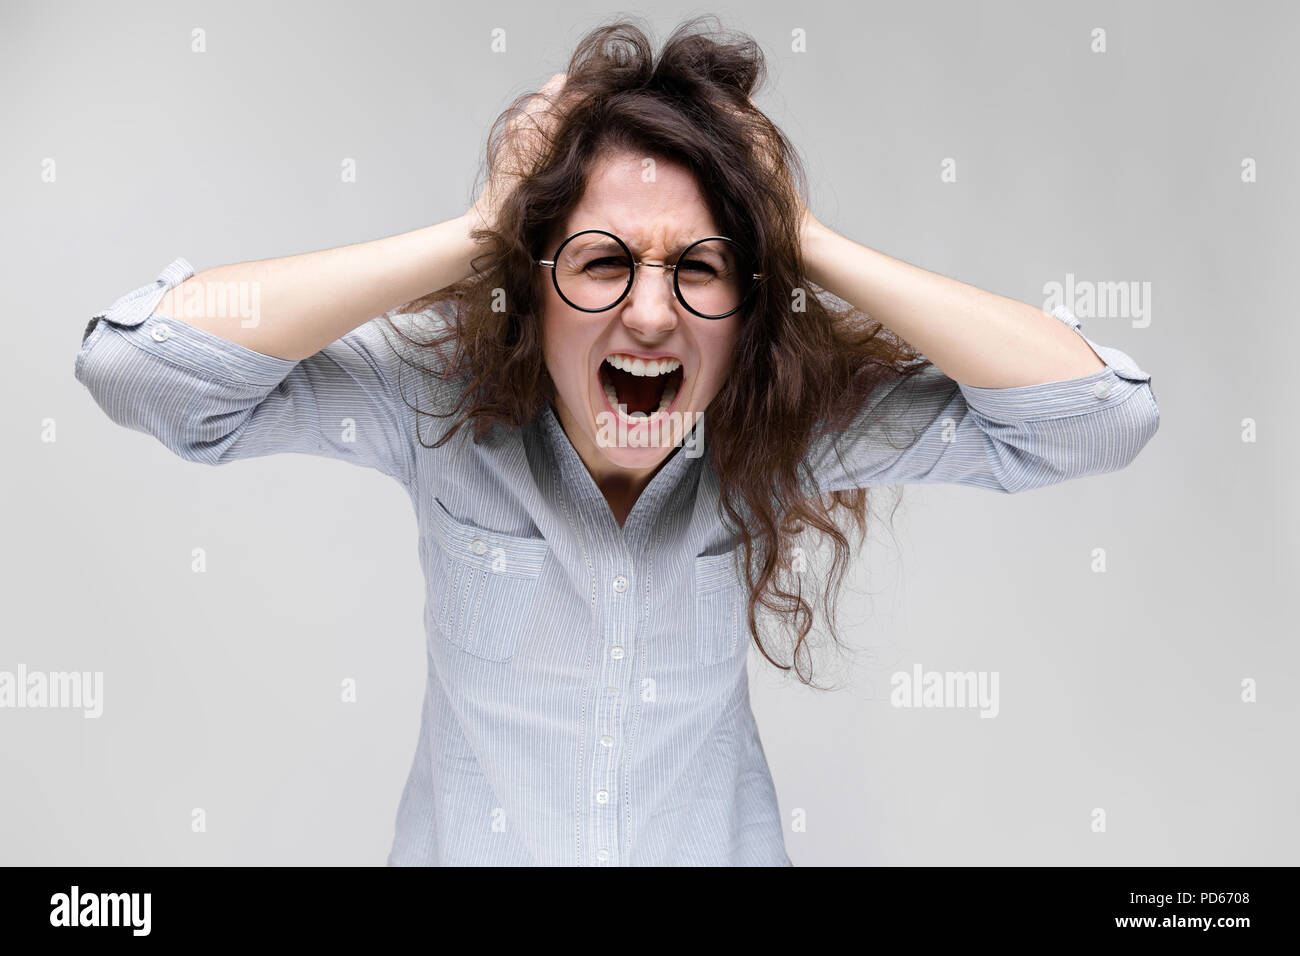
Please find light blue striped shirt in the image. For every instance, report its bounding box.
[74,258,1159,865]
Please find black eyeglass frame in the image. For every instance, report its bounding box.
[535,228,766,320]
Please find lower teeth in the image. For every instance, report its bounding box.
[602,382,677,420]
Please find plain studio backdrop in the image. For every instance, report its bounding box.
[2,0,1295,865]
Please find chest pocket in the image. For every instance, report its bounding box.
[426,498,551,662]
[693,549,748,666]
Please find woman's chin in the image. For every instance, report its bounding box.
[590,423,678,471]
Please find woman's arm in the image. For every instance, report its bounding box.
[155,214,483,362]
[804,304,1158,495]
[75,211,489,484]
[800,213,1106,387]
[794,213,1159,495]
[75,256,465,485]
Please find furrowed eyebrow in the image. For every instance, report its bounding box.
[574,238,630,254]
[572,232,704,258]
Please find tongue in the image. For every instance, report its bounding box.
[608,366,662,415]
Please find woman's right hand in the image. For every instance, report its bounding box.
[468,72,569,233]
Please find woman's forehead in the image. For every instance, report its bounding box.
[562,150,718,250]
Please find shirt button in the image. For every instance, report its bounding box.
[470,539,487,555]
[610,646,625,661]
[150,324,171,342]
[596,789,609,804]
[612,575,628,593]
[605,686,619,697]
[595,848,610,862]
[600,735,613,748]
[1093,380,1113,399]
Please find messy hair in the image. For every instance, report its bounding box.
[393,15,933,685]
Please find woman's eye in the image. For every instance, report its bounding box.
[678,259,720,277]
[583,257,628,274]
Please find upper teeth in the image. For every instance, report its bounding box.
[604,354,681,377]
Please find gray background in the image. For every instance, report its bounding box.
[3,0,1295,864]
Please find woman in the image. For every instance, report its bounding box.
[73,17,1159,866]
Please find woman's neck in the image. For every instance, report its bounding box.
[552,399,666,527]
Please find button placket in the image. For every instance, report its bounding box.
[590,551,631,866]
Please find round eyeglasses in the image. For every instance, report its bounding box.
[535,229,765,319]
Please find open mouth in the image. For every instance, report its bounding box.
[598,353,686,424]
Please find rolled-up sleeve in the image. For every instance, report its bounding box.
[807,306,1160,494]
[74,257,431,486]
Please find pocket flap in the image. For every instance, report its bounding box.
[429,497,550,578]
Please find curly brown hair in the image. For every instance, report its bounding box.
[390,15,934,686]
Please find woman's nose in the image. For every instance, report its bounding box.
[620,264,679,336]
